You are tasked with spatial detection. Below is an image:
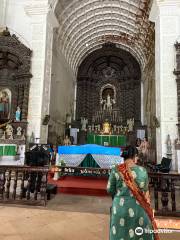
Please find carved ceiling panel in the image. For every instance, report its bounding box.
[55,0,154,74]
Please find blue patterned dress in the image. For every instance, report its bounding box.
[107,165,154,240]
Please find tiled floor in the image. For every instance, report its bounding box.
[0,194,180,240]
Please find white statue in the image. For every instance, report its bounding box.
[81,117,88,131]
[17,126,22,136]
[103,94,116,111]
[100,99,106,110]
[6,124,13,136]
[127,118,134,132]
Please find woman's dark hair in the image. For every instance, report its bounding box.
[121,145,138,160]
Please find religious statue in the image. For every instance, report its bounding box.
[100,99,106,111]
[101,93,116,111]
[102,121,111,134]
[17,126,22,136]
[63,135,71,146]
[15,106,21,121]
[127,118,134,132]
[0,90,9,119]
[6,124,13,136]
[81,117,88,131]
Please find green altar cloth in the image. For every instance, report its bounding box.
[87,134,126,147]
[0,144,17,156]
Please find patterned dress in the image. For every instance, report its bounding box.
[107,165,154,240]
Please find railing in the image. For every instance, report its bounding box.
[149,172,180,217]
[0,165,49,206]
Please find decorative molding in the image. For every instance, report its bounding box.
[24,1,49,16]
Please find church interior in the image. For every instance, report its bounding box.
[0,0,180,239]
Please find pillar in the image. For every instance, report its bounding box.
[150,0,180,168]
[25,0,58,143]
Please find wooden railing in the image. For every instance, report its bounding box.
[0,166,49,206]
[149,172,180,217]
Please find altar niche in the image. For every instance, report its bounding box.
[76,43,141,128]
[0,29,32,144]
[0,29,32,123]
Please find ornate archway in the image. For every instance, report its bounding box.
[76,43,141,126]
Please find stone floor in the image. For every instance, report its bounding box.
[0,194,180,240]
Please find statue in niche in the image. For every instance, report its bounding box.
[101,85,116,111]
[101,94,116,111]
[0,90,10,119]
[15,106,21,121]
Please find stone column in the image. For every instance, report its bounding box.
[150,0,180,168]
[25,1,58,143]
[40,9,59,143]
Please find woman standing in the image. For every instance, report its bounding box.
[107,146,159,240]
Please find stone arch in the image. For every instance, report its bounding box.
[76,43,141,125]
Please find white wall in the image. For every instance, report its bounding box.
[1,0,31,47]
[150,0,180,168]
[48,37,75,143]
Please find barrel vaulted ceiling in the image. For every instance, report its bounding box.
[55,0,154,75]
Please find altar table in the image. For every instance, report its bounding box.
[87,134,126,147]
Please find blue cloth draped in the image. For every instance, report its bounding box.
[58,144,121,156]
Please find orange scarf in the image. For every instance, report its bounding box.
[117,163,160,240]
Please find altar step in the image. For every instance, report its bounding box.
[48,176,108,196]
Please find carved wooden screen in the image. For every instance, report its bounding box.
[0,29,32,122]
[76,43,141,125]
